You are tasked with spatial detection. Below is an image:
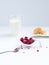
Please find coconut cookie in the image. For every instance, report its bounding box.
[33,27,46,34]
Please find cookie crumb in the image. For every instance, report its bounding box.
[23,52,25,54]
[46,46,48,48]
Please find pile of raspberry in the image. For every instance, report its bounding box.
[20,36,35,45]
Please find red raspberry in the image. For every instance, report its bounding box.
[29,37,32,40]
[20,37,23,42]
[24,36,28,40]
[29,38,35,44]
[27,40,30,44]
[23,39,27,44]
[37,50,39,52]
[32,39,35,43]
[14,48,19,52]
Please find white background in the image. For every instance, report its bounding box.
[0,0,49,26]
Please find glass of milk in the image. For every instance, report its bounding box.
[9,16,22,36]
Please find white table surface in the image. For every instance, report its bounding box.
[0,26,49,65]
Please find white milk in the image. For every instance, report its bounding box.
[9,17,22,36]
